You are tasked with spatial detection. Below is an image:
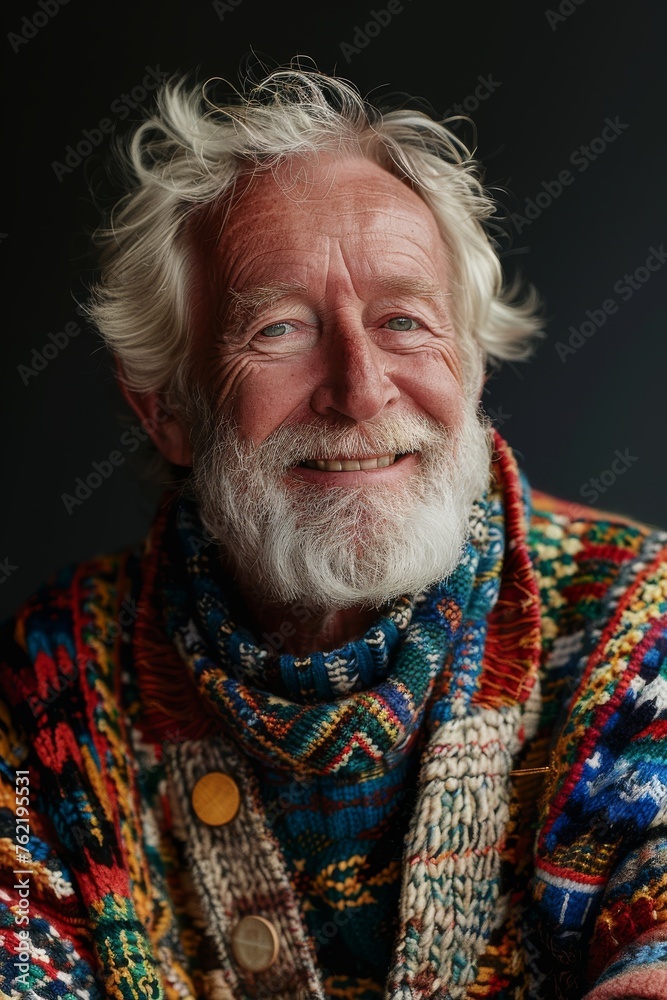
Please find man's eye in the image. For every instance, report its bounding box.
[259,321,295,338]
[384,316,420,331]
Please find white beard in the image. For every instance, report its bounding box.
[187,399,493,612]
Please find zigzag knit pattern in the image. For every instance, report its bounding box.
[0,433,665,1000]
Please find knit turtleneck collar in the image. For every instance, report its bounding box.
[166,493,419,705]
[135,432,541,779]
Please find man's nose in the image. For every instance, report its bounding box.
[309,323,400,423]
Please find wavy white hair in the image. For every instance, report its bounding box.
[85,66,543,402]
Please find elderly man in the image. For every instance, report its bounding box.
[1,68,666,1000]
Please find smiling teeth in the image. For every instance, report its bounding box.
[303,455,396,471]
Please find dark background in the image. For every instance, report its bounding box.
[1,0,665,618]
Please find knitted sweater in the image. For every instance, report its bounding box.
[1,434,667,1000]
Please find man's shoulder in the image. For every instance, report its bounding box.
[531,496,667,962]
[526,486,667,651]
[528,487,665,570]
[0,542,141,710]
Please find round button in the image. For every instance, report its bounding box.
[191,772,240,826]
[231,915,280,972]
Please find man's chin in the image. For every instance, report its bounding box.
[249,500,472,611]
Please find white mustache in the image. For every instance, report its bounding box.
[243,414,454,470]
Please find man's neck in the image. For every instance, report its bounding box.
[250,597,382,656]
[235,587,389,656]
[216,548,392,654]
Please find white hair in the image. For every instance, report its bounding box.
[85,65,543,401]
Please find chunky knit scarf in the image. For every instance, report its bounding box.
[132,438,542,998]
[157,481,509,765]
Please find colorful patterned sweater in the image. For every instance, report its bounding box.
[1,433,667,1000]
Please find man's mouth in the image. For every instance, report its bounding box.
[299,453,408,472]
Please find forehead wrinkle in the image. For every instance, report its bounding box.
[347,232,449,271]
[338,235,449,301]
[307,204,436,239]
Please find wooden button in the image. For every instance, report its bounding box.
[191,772,240,826]
[231,915,279,972]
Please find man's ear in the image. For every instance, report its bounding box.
[115,358,193,467]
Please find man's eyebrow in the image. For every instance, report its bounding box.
[219,275,449,342]
[371,275,448,301]
[222,281,310,339]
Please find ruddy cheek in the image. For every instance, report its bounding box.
[418,343,466,391]
[228,362,315,444]
[398,354,466,425]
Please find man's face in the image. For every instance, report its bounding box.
[182,156,491,610]
[192,155,468,480]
